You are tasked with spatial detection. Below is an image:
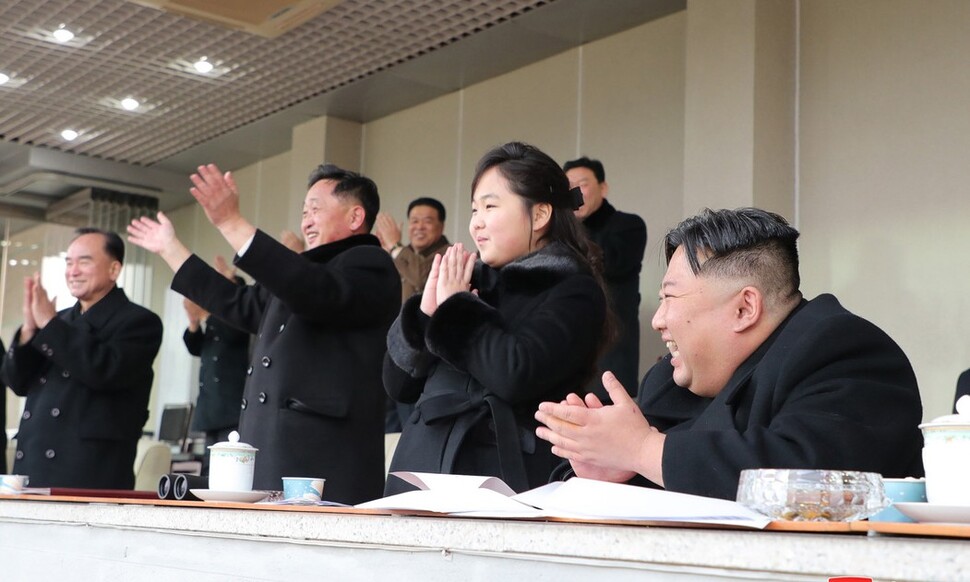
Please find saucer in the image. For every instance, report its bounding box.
[894,502,970,524]
[190,489,269,503]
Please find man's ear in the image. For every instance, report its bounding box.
[601,180,610,198]
[109,261,122,282]
[349,205,366,232]
[733,286,763,332]
[532,202,552,232]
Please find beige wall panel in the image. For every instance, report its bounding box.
[683,0,756,212]
[578,12,687,371]
[241,151,297,243]
[799,0,970,419]
[362,93,462,242]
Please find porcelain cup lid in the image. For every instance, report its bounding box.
[208,430,258,452]
[919,395,970,430]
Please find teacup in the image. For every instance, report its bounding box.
[208,431,258,492]
[0,474,29,495]
[868,478,926,522]
[919,412,970,505]
[282,477,325,501]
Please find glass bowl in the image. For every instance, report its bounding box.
[736,469,887,522]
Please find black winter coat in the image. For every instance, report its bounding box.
[582,200,646,400]
[183,318,249,432]
[638,294,924,500]
[384,243,607,494]
[2,287,162,488]
[172,231,400,504]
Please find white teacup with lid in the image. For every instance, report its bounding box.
[208,431,258,492]
[919,395,970,505]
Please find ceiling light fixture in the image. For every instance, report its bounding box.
[121,97,140,111]
[61,129,79,141]
[193,57,214,74]
[52,25,75,43]
[0,73,9,85]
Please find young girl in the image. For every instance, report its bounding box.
[383,142,611,493]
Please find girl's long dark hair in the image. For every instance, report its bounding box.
[471,141,618,369]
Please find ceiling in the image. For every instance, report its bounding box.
[0,0,683,229]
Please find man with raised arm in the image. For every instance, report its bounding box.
[128,163,400,504]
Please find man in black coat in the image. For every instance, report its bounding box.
[1,229,163,488]
[128,163,400,505]
[182,267,250,474]
[564,157,646,401]
[536,208,924,500]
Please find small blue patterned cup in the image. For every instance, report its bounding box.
[282,477,325,501]
[868,478,926,522]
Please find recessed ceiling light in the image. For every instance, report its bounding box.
[52,25,75,43]
[193,57,214,74]
[0,73,9,85]
[61,129,79,141]
[121,97,140,111]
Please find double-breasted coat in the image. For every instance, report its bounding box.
[634,293,924,500]
[1,287,163,488]
[183,317,249,433]
[172,231,400,504]
[384,243,607,494]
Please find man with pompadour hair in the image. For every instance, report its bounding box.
[536,207,923,500]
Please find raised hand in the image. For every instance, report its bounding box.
[419,253,441,316]
[280,229,305,253]
[127,212,192,273]
[435,243,476,307]
[214,255,236,281]
[19,275,38,344]
[28,272,57,330]
[183,297,207,327]
[374,212,402,251]
[189,164,241,230]
[535,371,663,485]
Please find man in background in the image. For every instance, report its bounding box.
[374,197,450,431]
[564,157,647,401]
[1,228,162,488]
[182,256,250,475]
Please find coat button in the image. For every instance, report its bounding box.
[22,410,31,420]
[214,335,221,342]
[46,348,54,356]
[39,376,47,385]
[261,356,271,368]
[212,355,219,362]
[246,366,253,375]
[45,449,56,459]
[278,323,285,333]
[241,398,248,410]
[257,392,267,403]
[213,377,220,383]
[199,380,204,388]
[50,408,60,418]
[15,450,23,460]
[40,343,49,351]
[62,370,70,378]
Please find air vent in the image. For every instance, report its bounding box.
[126,0,342,38]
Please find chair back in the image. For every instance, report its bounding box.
[157,403,194,453]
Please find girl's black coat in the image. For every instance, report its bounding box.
[384,243,606,493]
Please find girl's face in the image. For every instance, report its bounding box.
[469,167,544,268]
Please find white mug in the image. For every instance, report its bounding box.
[207,431,258,492]
[0,474,29,495]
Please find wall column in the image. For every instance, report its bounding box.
[682,0,796,219]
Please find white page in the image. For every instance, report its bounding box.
[389,471,517,496]
[356,487,541,515]
[515,478,769,528]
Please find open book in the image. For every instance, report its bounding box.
[357,472,770,528]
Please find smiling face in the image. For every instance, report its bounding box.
[408,204,444,252]
[301,180,360,249]
[469,167,545,268]
[566,166,607,221]
[650,246,746,398]
[65,233,121,311]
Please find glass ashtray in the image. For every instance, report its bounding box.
[736,469,887,522]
